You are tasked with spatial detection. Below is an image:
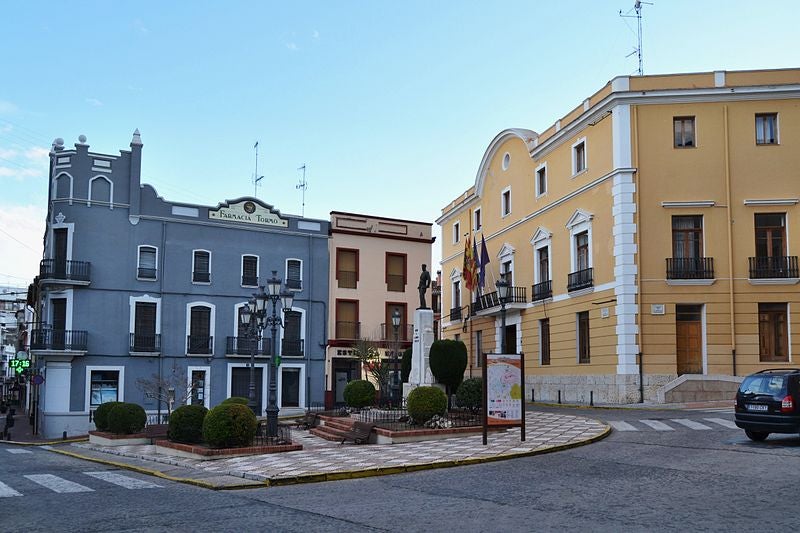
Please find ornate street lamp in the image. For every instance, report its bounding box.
[391,308,402,404]
[495,274,510,354]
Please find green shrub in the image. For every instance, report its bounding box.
[220,396,250,406]
[107,403,147,435]
[429,339,468,394]
[168,404,208,444]
[343,380,376,408]
[202,403,258,448]
[93,401,122,432]
[456,378,483,412]
[407,386,447,424]
[400,348,412,383]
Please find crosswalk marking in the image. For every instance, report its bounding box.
[669,419,712,430]
[5,449,33,454]
[704,417,738,429]
[0,481,22,498]
[24,474,94,494]
[608,421,638,431]
[639,420,674,431]
[84,471,162,489]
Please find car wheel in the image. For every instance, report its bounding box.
[745,430,769,442]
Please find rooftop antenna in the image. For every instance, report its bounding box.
[296,164,307,216]
[252,141,263,198]
[620,0,652,76]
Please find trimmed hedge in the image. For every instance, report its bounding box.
[93,401,122,432]
[343,380,376,408]
[456,378,482,412]
[202,403,258,448]
[429,339,468,395]
[168,404,208,444]
[107,403,147,435]
[407,386,447,424]
[220,396,250,406]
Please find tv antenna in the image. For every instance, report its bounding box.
[296,164,308,216]
[252,141,263,198]
[620,1,652,76]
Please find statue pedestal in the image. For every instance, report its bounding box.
[405,308,435,400]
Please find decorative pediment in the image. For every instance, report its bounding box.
[565,208,594,229]
[208,198,288,228]
[530,226,552,245]
[497,243,515,260]
[449,267,462,281]
[475,129,539,198]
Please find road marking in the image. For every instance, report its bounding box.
[24,474,94,493]
[670,419,712,430]
[704,417,738,429]
[5,449,33,454]
[639,420,674,431]
[0,481,23,498]
[84,471,162,489]
[608,421,638,431]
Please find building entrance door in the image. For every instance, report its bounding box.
[503,324,516,354]
[676,305,703,375]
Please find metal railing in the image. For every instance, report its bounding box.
[472,286,527,313]
[281,339,304,357]
[285,277,302,290]
[337,270,357,289]
[567,267,593,292]
[666,257,714,279]
[531,280,552,301]
[241,275,258,286]
[254,421,293,446]
[449,306,463,321]
[130,333,161,352]
[187,335,213,354]
[354,403,483,432]
[31,329,88,351]
[386,274,405,292]
[137,267,157,280]
[226,336,271,355]
[193,271,210,283]
[39,259,91,282]
[379,323,413,342]
[749,256,799,279]
[335,321,360,339]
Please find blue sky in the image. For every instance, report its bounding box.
[1,0,798,285]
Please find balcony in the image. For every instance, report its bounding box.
[137,267,157,280]
[187,335,213,355]
[337,270,357,289]
[472,286,527,313]
[386,274,404,292]
[129,333,161,353]
[335,321,361,339]
[193,271,210,283]
[39,259,91,285]
[281,339,304,357]
[666,257,715,280]
[286,277,302,290]
[449,306,463,321]
[532,280,552,302]
[379,323,413,343]
[749,256,799,280]
[241,275,258,287]
[226,336,271,356]
[567,267,593,292]
[30,329,88,352]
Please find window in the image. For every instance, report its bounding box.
[386,253,406,292]
[673,117,695,148]
[282,310,303,356]
[474,208,482,231]
[501,188,511,217]
[280,367,301,408]
[451,280,461,315]
[137,246,157,280]
[286,259,302,290]
[188,304,213,354]
[335,299,359,339]
[475,330,482,368]
[575,231,590,271]
[453,221,461,244]
[535,164,547,196]
[672,216,703,259]
[755,113,778,145]
[336,248,358,289]
[193,250,211,283]
[540,319,550,365]
[758,303,788,362]
[132,302,158,352]
[89,176,112,204]
[572,139,586,175]
[90,370,120,406]
[755,213,786,258]
[577,311,590,364]
[189,369,208,407]
[538,247,550,283]
[501,260,513,288]
[241,255,258,286]
[55,172,72,199]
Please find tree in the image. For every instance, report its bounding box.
[429,339,468,395]
[135,361,194,420]
[351,337,391,399]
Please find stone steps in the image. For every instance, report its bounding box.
[309,416,356,442]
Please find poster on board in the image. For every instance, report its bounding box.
[482,352,525,444]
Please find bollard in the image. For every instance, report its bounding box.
[590,391,594,406]
[63,431,67,440]
[531,388,535,403]
[558,390,562,404]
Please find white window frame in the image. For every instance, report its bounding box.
[187,366,211,409]
[46,289,74,330]
[501,186,511,218]
[535,162,547,198]
[129,294,162,335]
[192,249,212,284]
[49,221,75,261]
[278,306,306,358]
[285,258,303,291]
[755,113,780,145]
[530,228,552,284]
[278,363,306,410]
[572,137,587,176]
[473,207,482,232]
[88,175,114,208]
[85,365,125,412]
[566,210,594,272]
[241,254,260,287]
[449,268,462,310]
[497,243,515,285]
[453,221,460,244]
[137,245,158,281]
[53,171,74,203]
[185,301,216,356]
[226,362,268,414]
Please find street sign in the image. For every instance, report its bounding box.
[16,351,28,361]
[31,374,45,385]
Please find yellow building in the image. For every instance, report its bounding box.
[437,68,800,404]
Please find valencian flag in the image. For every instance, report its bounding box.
[479,234,490,290]
[463,235,478,291]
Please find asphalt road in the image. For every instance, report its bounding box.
[3,404,798,532]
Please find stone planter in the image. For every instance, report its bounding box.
[89,431,150,446]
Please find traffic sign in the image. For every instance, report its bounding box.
[31,374,45,385]
[16,351,28,361]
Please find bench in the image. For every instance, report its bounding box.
[339,421,375,445]
[296,411,320,430]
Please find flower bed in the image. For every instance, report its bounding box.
[155,439,302,460]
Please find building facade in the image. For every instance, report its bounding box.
[437,68,800,404]
[33,132,330,438]
[326,211,434,406]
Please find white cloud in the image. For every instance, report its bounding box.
[23,146,49,161]
[0,100,18,114]
[0,203,46,283]
[312,30,320,40]
[0,166,40,180]
[286,42,298,51]
[85,97,104,107]
[0,148,18,159]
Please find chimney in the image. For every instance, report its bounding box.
[129,129,143,218]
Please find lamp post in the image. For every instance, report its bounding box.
[239,271,293,437]
[495,275,510,353]
[391,308,401,405]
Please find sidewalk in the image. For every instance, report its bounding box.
[9,411,610,490]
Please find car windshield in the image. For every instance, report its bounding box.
[740,375,787,397]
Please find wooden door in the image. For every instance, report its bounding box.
[676,305,703,375]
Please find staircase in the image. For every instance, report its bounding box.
[310,416,358,442]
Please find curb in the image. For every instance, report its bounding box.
[3,437,89,446]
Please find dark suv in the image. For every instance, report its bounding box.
[734,369,800,441]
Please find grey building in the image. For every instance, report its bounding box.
[33,131,330,438]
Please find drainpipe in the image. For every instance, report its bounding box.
[724,106,737,376]
[632,106,644,402]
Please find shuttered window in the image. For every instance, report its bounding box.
[336,249,358,289]
[193,251,210,283]
[242,255,258,286]
[577,312,590,364]
[759,303,788,362]
[286,259,302,290]
[386,253,406,292]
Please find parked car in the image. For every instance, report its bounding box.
[734,369,800,441]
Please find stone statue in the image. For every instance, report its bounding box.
[418,264,431,309]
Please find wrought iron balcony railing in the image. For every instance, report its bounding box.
[471,286,527,313]
[39,259,91,282]
[335,321,361,339]
[532,280,552,301]
[337,270,357,289]
[193,271,210,283]
[129,333,161,352]
[386,274,405,292]
[241,275,258,286]
[666,257,714,280]
[138,267,157,280]
[567,267,594,292]
[31,329,88,351]
[379,323,413,342]
[281,339,304,357]
[187,335,213,354]
[285,277,302,290]
[226,336,272,356]
[449,306,463,321]
[749,256,799,279]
